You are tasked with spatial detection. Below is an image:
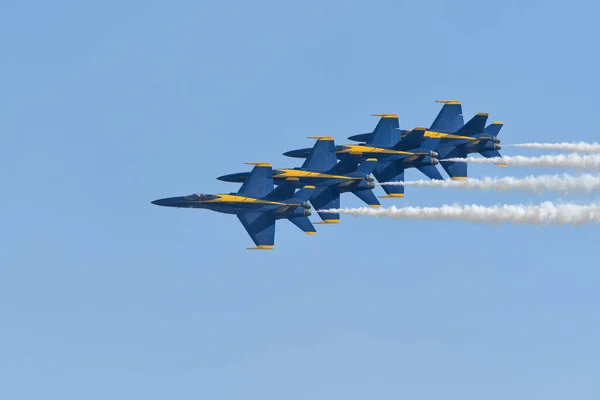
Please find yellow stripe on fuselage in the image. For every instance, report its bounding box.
[423,130,476,141]
[276,169,360,180]
[202,194,284,205]
[337,145,413,155]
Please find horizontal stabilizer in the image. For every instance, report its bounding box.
[288,216,317,235]
[265,178,299,200]
[480,149,502,159]
[416,165,444,180]
[352,188,380,208]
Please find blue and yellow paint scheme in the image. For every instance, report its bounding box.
[347,101,504,180]
[283,115,442,198]
[151,163,317,250]
[218,137,380,223]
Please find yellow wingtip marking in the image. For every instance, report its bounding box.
[379,194,404,198]
[370,204,381,208]
[371,113,398,118]
[476,112,489,117]
[315,219,340,224]
[451,177,468,180]
[305,231,317,235]
[492,121,504,125]
[435,100,461,105]
[245,162,272,167]
[247,245,274,250]
[303,185,316,189]
[307,136,334,141]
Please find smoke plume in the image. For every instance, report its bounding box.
[319,202,600,225]
[380,174,600,194]
[443,154,600,170]
[506,142,600,153]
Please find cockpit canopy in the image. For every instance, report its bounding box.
[183,193,219,201]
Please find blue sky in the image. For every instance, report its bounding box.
[2,1,600,399]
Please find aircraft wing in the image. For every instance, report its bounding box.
[311,186,341,223]
[237,212,276,250]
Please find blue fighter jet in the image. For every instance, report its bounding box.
[151,163,316,250]
[217,136,380,224]
[283,114,442,198]
[348,101,505,180]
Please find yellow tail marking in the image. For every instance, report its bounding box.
[492,121,504,125]
[245,162,272,167]
[379,194,404,198]
[476,112,489,117]
[305,231,317,235]
[247,245,274,250]
[307,136,334,141]
[371,113,398,119]
[315,219,340,224]
[451,177,468,180]
[370,204,381,208]
[435,100,461,104]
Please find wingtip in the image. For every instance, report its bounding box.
[247,245,275,250]
[371,113,398,118]
[435,100,461,105]
[379,194,404,198]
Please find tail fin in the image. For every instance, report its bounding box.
[430,100,464,133]
[356,158,378,175]
[456,113,488,136]
[237,163,274,198]
[288,216,317,235]
[484,121,503,137]
[396,127,426,148]
[329,153,362,174]
[301,137,337,172]
[265,178,299,200]
[293,185,316,202]
[368,114,400,147]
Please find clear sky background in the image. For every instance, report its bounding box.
[2,1,600,399]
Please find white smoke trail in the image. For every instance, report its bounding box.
[443,154,600,170]
[379,174,600,194]
[505,142,600,153]
[320,202,600,225]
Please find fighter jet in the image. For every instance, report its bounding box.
[218,136,380,224]
[151,162,316,250]
[348,101,504,180]
[283,114,441,198]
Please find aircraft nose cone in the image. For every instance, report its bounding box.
[151,198,169,206]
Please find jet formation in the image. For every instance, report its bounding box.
[152,100,504,249]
